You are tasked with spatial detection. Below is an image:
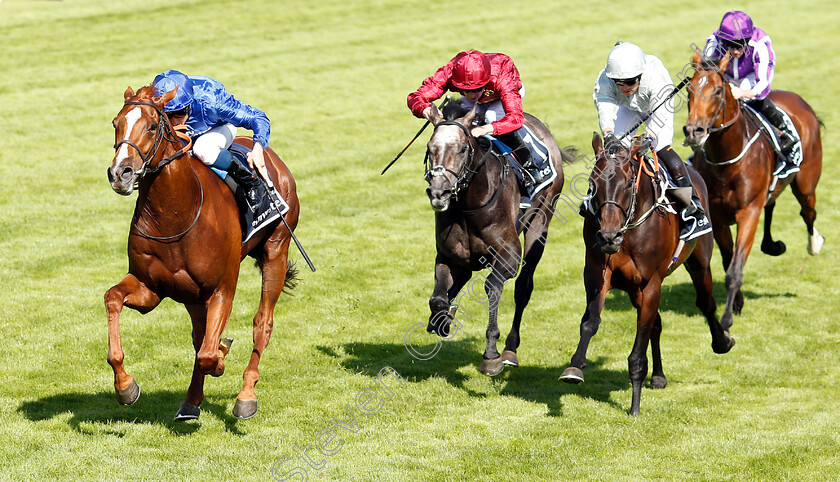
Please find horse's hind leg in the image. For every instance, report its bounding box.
[503,227,549,367]
[234,238,292,419]
[175,304,210,421]
[479,245,519,376]
[760,202,786,256]
[684,239,735,354]
[790,169,824,255]
[104,274,161,406]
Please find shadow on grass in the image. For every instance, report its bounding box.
[317,339,630,417]
[604,281,794,319]
[18,390,246,436]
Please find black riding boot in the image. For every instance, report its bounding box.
[749,98,799,178]
[499,131,543,187]
[658,146,705,216]
[225,151,268,213]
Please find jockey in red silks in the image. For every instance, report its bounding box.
[407,50,544,186]
[704,11,799,178]
[153,70,271,212]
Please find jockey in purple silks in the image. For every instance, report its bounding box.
[703,11,799,178]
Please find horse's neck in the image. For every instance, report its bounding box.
[705,98,751,163]
[462,150,504,210]
[134,152,199,225]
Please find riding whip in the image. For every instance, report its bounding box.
[381,96,451,175]
[261,175,317,272]
[619,77,692,142]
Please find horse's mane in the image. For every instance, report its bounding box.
[442,97,482,122]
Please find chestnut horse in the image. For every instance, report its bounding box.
[560,134,734,415]
[683,53,824,331]
[424,102,572,376]
[105,85,299,420]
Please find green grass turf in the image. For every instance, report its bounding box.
[1,0,839,480]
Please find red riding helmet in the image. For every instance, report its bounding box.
[451,50,491,90]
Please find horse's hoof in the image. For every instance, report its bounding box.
[479,358,505,377]
[501,350,519,367]
[560,367,584,384]
[761,239,786,256]
[651,375,668,389]
[713,333,736,354]
[219,337,234,354]
[808,232,825,255]
[116,378,140,406]
[233,399,258,419]
[174,403,200,421]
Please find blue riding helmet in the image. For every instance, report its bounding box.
[152,70,193,112]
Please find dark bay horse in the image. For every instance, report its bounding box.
[106,85,299,420]
[683,53,824,331]
[424,102,573,376]
[560,134,734,415]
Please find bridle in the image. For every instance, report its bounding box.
[114,99,203,241]
[424,120,505,210]
[591,150,665,235]
[693,68,741,136]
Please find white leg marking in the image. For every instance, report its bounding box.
[808,227,824,255]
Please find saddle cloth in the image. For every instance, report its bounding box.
[743,104,803,166]
[486,124,556,209]
[216,143,290,244]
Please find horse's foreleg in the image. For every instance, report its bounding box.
[627,283,661,416]
[561,261,609,384]
[721,207,761,329]
[478,253,518,377]
[234,240,291,420]
[760,202,786,256]
[649,313,666,389]
[684,240,736,354]
[428,255,459,337]
[713,221,741,328]
[104,274,161,405]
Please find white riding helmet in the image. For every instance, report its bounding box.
[605,42,646,79]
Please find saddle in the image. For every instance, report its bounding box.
[484,126,556,209]
[218,144,290,243]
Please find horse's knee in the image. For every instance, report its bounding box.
[196,351,219,375]
[628,353,648,381]
[104,287,125,313]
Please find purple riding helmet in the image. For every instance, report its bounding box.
[715,11,754,45]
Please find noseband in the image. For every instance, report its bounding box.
[115,100,193,181]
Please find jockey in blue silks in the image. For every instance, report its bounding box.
[153,70,270,212]
[703,11,799,178]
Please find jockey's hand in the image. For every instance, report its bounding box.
[730,86,755,100]
[470,124,494,138]
[422,106,433,121]
[248,143,268,179]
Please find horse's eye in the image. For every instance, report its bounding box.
[714,86,723,96]
[460,145,468,154]
[147,122,158,132]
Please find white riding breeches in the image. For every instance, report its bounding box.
[192,123,237,165]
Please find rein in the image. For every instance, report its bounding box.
[424,120,507,214]
[594,150,667,235]
[116,99,204,241]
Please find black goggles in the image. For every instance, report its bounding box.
[614,76,641,87]
[721,38,748,50]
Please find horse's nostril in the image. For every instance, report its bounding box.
[119,167,134,182]
[107,167,115,183]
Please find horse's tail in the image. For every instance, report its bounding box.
[282,261,299,295]
[559,145,579,164]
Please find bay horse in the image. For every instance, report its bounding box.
[424,101,572,376]
[560,134,734,415]
[683,52,824,331]
[105,85,299,420]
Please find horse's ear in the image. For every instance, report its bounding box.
[692,51,702,69]
[124,87,135,101]
[592,132,603,154]
[428,103,443,125]
[717,53,731,73]
[153,87,178,109]
[461,103,477,127]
